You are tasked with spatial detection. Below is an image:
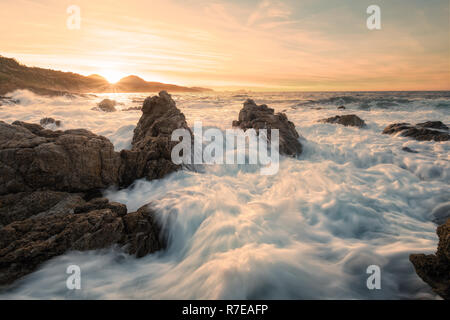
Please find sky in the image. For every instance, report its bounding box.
[0,0,449,91]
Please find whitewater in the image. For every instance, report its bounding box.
[0,90,449,299]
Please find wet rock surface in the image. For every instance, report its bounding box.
[318,114,366,128]
[410,218,450,300]
[383,121,449,141]
[232,99,302,156]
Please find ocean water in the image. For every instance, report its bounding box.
[0,90,449,299]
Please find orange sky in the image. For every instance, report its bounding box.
[0,0,449,91]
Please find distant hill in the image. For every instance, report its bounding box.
[0,56,212,96]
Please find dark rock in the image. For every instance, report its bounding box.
[318,114,366,128]
[0,120,121,195]
[410,219,450,300]
[337,105,346,110]
[0,201,164,286]
[383,121,449,142]
[96,99,117,112]
[416,121,448,131]
[0,191,85,226]
[402,147,419,154]
[121,204,165,258]
[40,117,61,127]
[119,91,191,186]
[232,99,302,156]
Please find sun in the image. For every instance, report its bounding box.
[99,70,126,84]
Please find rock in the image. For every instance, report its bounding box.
[232,99,302,156]
[410,219,450,300]
[383,121,449,142]
[40,117,61,127]
[431,202,450,225]
[0,120,121,195]
[0,191,85,226]
[119,91,192,186]
[402,147,419,154]
[318,114,366,128]
[0,201,164,286]
[96,99,117,112]
[337,105,346,110]
[122,106,142,111]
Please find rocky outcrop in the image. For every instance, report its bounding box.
[119,91,191,186]
[0,191,85,226]
[0,200,164,286]
[383,121,449,141]
[0,121,121,195]
[40,117,61,127]
[318,114,366,128]
[410,219,450,300]
[232,99,302,156]
[96,99,117,112]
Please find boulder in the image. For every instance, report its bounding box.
[337,105,346,110]
[96,99,117,112]
[383,121,449,142]
[410,219,450,300]
[318,114,366,128]
[0,120,121,195]
[119,91,191,186]
[232,99,302,157]
[0,201,164,286]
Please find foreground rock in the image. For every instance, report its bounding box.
[232,99,302,156]
[383,121,449,141]
[95,98,117,112]
[0,121,121,195]
[410,218,450,300]
[318,114,366,128]
[0,200,164,286]
[119,91,191,186]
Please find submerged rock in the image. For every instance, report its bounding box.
[119,91,191,186]
[0,200,164,286]
[383,121,449,141]
[40,117,61,127]
[410,218,450,300]
[232,99,302,156]
[0,121,121,195]
[96,98,117,112]
[401,146,419,154]
[318,114,366,128]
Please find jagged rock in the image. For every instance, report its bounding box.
[96,99,117,112]
[0,191,85,226]
[410,219,450,300]
[0,120,121,195]
[383,121,449,142]
[318,114,366,128]
[119,91,191,186]
[40,117,61,127]
[232,99,302,156]
[0,201,164,286]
